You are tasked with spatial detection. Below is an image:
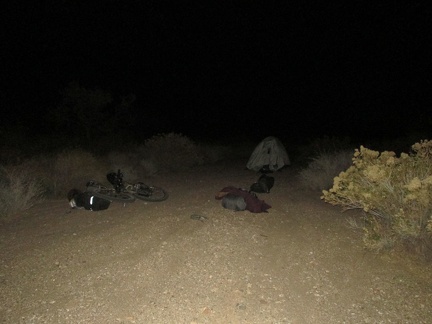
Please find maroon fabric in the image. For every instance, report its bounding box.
[215,186,271,213]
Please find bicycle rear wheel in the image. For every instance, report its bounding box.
[133,185,169,202]
[87,187,136,203]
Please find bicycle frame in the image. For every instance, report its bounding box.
[87,169,168,202]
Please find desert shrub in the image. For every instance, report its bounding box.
[298,149,353,191]
[0,165,45,220]
[195,142,232,164]
[295,135,353,165]
[321,140,432,257]
[94,137,229,180]
[106,148,155,180]
[143,133,205,172]
[40,149,109,197]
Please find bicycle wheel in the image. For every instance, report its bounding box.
[87,187,136,203]
[133,185,169,202]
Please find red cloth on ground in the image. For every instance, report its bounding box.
[215,186,271,213]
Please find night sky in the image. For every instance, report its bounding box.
[2,2,431,144]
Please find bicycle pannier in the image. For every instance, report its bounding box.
[68,189,111,211]
[250,174,274,193]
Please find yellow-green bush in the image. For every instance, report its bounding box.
[321,140,432,255]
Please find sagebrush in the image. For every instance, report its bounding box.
[321,140,432,257]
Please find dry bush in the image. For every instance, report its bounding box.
[322,140,432,258]
[295,135,353,165]
[143,133,205,172]
[298,149,353,191]
[0,148,122,220]
[106,149,155,180]
[101,137,231,180]
[0,166,45,220]
[195,142,233,164]
[39,149,109,197]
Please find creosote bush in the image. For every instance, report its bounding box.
[322,140,432,257]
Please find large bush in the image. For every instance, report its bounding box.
[321,140,432,257]
[17,149,109,198]
[298,150,353,191]
[0,166,45,220]
[143,133,205,172]
[0,148,112,220]
[294,135,353,165]
[48,149,109,197]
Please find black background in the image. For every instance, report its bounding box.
[2,1,431,144]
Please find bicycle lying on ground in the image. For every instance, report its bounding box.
[85,169,169,203]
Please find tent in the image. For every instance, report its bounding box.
[246,136,290,172]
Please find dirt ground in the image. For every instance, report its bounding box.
[1,160,432,323]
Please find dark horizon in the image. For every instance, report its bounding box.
[2,2,431,146]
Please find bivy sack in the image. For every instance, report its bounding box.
[68,189,111,211]
[221,193,247,211]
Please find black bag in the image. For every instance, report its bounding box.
[250,174,275,193]
[68,189,111,211]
